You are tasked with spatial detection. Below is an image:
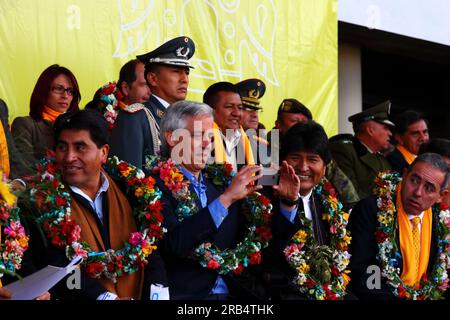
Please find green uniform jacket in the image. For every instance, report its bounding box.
[329,136,392,200]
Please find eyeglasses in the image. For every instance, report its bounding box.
[51,85,75,96]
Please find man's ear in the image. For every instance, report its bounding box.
[120,81,129,96]
[147,72,158,87]
[101,144,110,164]
[436,188,449,204]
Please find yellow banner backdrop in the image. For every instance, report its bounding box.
[0,0,337,134]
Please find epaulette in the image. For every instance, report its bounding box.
[123,103,145,114]
[253,135,269,146]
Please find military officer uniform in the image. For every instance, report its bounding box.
[110,36,195,168]
[329,101,394,200]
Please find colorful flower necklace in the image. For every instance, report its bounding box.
[145,156,273,275]
[373,171,450,300]
[284,178,352,300]
[95,82,124,130]
[25,156,164,282]
[0,179,28,279]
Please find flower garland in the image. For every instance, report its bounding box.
[283,178,351,300]
[96,82,124,129]
[373,171,450,300]
[145,156,273,275]
[0,178,28,279]
[25,156,164,282]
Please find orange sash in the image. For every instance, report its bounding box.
[397,183,432,287]
[397,145,416,165]
[212,122,255,165]
[70,173,143,299]
[42,106,64,123]
[0,120,10,177]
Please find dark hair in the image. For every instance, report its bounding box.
[280,120,332,164]
[84,87,104,111]
[118,59,141,92]
[408,152,450,192]
[203,82,239,108]
[418,138,450,158]
[30,64,80,120]
[54,109,110,148]
[393,110,428,135]
[143,63,162,85]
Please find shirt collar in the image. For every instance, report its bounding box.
[220,129,241,152]
[178,165,204,187]
[152,94,170,108]
[408,212,425,224]
[69,172,109,202]
[300,190,313,202]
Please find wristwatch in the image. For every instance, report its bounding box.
[279,194,300,206]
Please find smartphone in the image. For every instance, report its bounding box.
[256,167,280,186]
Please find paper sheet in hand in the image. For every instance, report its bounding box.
[4,256,82,300]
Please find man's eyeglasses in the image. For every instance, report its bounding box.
[51,85,75,96]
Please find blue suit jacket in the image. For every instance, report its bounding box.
[154,171,267,300]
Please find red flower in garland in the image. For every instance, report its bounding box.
[51,179,59,190]
[305,278,316,289]
[148,224,163,239]
[117,162,129,173]
[256,225,272,242]
[374,229,389,243]
[146,201,163,216]
[323,180,337,197]
[207,259,221,270]
[232,263,244,275]
[56,196,67,207]
[397,285,407,298]
[85,261,105,277]
[224,163,233,178]
[258,195,271,207]
[101,82,116,95]
[249,251,262,265]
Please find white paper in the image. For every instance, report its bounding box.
[150,283,170,300]
[3,256,83,300]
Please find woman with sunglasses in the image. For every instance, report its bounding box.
[11,64,80,173]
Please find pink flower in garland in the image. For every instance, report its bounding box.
[129,232,143,247]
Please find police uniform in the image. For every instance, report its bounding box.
[235,78,270,165]
[110,36,195,168]
[329,101,394,200]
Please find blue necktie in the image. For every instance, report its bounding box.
[192,177,207,208]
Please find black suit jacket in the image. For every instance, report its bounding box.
[262,193,329,300]
[109,95,165,168]
[154,171,267,300]
[348,195,439,300]
[386,147,409,174]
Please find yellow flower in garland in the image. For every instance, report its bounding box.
[0,175,16,206]
[135,187,144,197]
[142,244,157,256]
[342,271,351,286]
[297,262,310,274]
[293,230,309,243]
[18,236,29,249]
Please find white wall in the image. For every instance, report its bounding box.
[338,43,362,134]
[339,0,450,46]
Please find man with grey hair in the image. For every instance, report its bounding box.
[146,100,285,299]
[348,153,450,300]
